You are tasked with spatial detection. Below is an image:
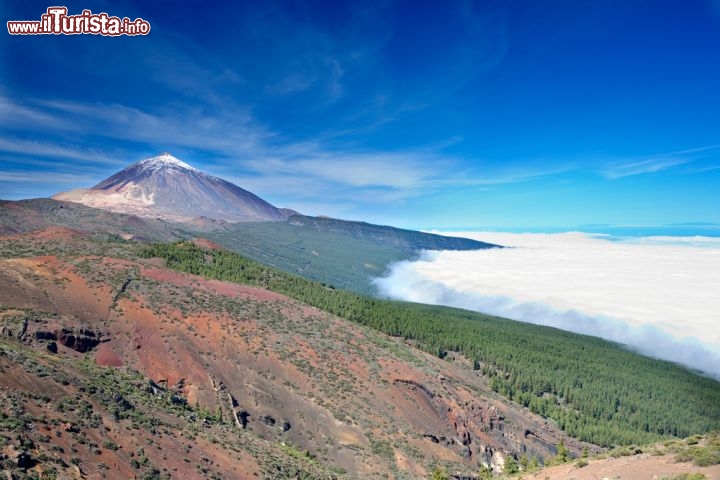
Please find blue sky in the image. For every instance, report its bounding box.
[2,0,720,229]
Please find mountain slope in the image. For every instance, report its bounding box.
[0,198,189,241]
[53,153,287,222]
[2,229,720,478]
[0,198,497,296]
[142,241,720,448]
[206,215,496,295]
[0,228,581,478]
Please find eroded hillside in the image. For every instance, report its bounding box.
[0,228,583,479]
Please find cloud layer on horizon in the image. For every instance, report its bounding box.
[373,232,720,378]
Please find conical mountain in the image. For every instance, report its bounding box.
[54,153,289,222]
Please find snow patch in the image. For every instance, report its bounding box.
[134,153,198,173]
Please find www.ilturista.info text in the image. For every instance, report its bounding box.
[7,7,150,36]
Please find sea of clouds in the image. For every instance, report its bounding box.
[373,231,720,378]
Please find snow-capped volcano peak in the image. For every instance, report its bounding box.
[135,152,197,172]
[53,153,290,223]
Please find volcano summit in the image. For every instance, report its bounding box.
[53,153,288,222]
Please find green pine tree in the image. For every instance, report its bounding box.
[478,464,493,479]
[430,466,449,480]
[504,455,519,474]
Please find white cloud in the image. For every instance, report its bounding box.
[603,157,691,178]
[29,99,269,154]
[0,171,95,184]
[1,96,571,205]
[0,97,65,129]
[0,139,120,165]
[601,144,720,179]
[242,153,441,189]
[373,232,720,378]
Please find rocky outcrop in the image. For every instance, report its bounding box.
[394,376,570,473]
[0,311,28,341]
[34,330,56,341]
[57,327,104,352]
[33,327,107,353]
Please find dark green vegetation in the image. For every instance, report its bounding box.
[205,214,495,296]
[141,242,720,448]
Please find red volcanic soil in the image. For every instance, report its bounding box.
[95,342,123,367]
[0,352,263,480]
[142,265,284,302]
[190,237,222,250]
[0,236,619,477]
